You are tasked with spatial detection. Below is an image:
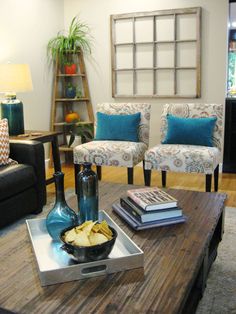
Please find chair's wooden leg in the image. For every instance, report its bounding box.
[144,170,151,186]
[162,171,167,187]
[143,161,151,186]
[206,174,212,192]
[127,167,134,184]
[96,165,102,180]
[74,164,81,194]
[214,165,219,192]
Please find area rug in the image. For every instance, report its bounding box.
[196,206,236,314]
[0,192,235,313]
[0,189,75,237]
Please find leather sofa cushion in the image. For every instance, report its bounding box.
[0,164,36,201]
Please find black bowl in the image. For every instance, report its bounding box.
[60,224,117,263]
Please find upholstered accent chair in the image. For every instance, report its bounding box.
[144,103,223,192]
[73,103,151,186]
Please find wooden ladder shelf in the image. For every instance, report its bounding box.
[50,51,94,161]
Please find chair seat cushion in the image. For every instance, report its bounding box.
[74,140,148,167]
[145,144,221,174]
[0,164,36,201]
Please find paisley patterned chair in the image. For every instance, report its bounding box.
[144,103,223,192]
[74,103,151,186]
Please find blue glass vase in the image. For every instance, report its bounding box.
[46,171,78,241]
[77,163,98,223]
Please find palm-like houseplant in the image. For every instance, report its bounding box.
[47,16,93,146]
[67,122,94,147]
[47,16,92,67]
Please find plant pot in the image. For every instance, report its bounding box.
[65,86,76,98]
[64,64,77,74]
[66,135,82,148]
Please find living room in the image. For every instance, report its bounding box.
[0,0,235,313]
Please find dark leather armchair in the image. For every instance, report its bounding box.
[0,140,46,228]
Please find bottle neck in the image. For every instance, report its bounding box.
[83,162,92,171]
[54,172,66,203]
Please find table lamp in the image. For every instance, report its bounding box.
[0,64,33,135]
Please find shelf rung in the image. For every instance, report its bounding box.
[54,121,93,126]
[59,145,73,152]
[57,74,85,77]
[55,98,89,102]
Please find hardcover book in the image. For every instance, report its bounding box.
[112,203,186,231]
[127,187,177,211]
[120,197,182,223]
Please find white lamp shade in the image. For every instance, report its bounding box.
[0,64,33,93]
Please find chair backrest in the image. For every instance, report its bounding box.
[96,103,151,145]
[160,103,223,151]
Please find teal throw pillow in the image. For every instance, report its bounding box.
[162,114,217,147]
[95,112,141,142]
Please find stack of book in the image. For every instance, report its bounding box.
[112,187,186,230]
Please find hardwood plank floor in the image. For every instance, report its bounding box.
[46,164,236,207]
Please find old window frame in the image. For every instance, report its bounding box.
[110,7,201,98]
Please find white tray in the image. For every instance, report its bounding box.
[26,210,144,286]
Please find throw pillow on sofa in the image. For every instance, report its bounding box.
[0,119,17,166]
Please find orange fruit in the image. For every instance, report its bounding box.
[65,111,80,123]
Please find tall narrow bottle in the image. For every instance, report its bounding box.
[77,163,98,223]
[46,171,78,241]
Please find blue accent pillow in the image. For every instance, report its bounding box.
[162,114,217,147]
[95,112,141,142]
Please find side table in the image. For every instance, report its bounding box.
[10,131,62,185]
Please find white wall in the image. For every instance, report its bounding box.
[0,0,228,157]
[0,0,64,132]
[64,0,228,147]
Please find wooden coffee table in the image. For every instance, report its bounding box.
[0,182,226,314]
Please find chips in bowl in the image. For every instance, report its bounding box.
[60,220,117,263]
[63,220,113,247]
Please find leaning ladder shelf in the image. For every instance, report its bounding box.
[50,51,94,162]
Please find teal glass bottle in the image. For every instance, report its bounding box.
[77,163,98,223]
[46,172,78,241]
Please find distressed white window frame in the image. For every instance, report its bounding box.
[110,7,201,98]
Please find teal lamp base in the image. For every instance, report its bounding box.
[1,100,25,135]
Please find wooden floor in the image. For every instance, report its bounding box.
[46,164,236,207]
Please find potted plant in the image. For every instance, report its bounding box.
[47,16,92,71]
[66,129,82,148]
[66,123,94,147]
[65,111,80,147]
[65,82,77,98]
[64,62,77,75]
